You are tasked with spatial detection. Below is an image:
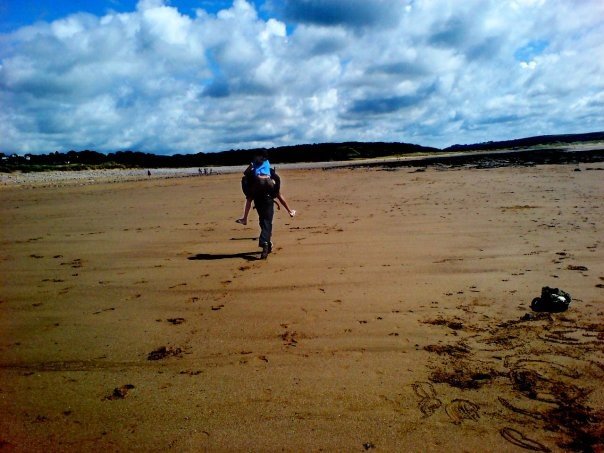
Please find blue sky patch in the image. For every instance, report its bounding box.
[514,39,549,62]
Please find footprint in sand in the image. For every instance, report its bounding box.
[147,346,183,360]
[168,283,187,289]
[281,331,298,347]
[167,318,186,325]
[61,258,83,268]
[92,307,116,315]
[445,399,480,424]
[105,384,135,400]
[500,427,550,452]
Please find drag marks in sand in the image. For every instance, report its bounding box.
[420,305,604,451]
[445,399,480,424]
[411,381,481,424]
[499,428,550,452]
[411,382,442,417]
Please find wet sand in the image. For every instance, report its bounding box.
[1,162,603,451]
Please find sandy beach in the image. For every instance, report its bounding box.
[1,161,603,451]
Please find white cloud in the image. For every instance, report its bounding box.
[0,0,603,154]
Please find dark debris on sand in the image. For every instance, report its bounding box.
[147,346,183,360]
[497,312,553,328]
[424,343,470,358]
[544,403,604,452]
[423,318,464,330]
[429,366,498,390]
[508,369,604,452]
[105,384,135,400]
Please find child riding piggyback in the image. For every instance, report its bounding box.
[236,150,296,225]
[251,153,271,179]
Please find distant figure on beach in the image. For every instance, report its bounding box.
[236,150,296,226]
[147,170,151,177]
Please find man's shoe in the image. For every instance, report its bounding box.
[260,243,270,260]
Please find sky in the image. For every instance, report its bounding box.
[1,0,603,154]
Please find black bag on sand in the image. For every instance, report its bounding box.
[531,286,571,312]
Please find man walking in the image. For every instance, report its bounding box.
[254,190,274,259]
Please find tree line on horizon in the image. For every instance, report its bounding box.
[444,131,604,152]
[0,142,439,172]
[1,131,602,172]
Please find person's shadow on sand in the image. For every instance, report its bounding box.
[188,252,261,261]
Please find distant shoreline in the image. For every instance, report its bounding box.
[1,144,602,188]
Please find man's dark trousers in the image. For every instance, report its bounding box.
[254,194,274,248]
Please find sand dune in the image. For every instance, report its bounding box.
[1,162,603,451]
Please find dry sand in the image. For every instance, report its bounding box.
[1,162,603,452]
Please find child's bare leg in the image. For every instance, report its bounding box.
[236,198,252,225]
[277,193,296,217]
[243,197,252,220]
